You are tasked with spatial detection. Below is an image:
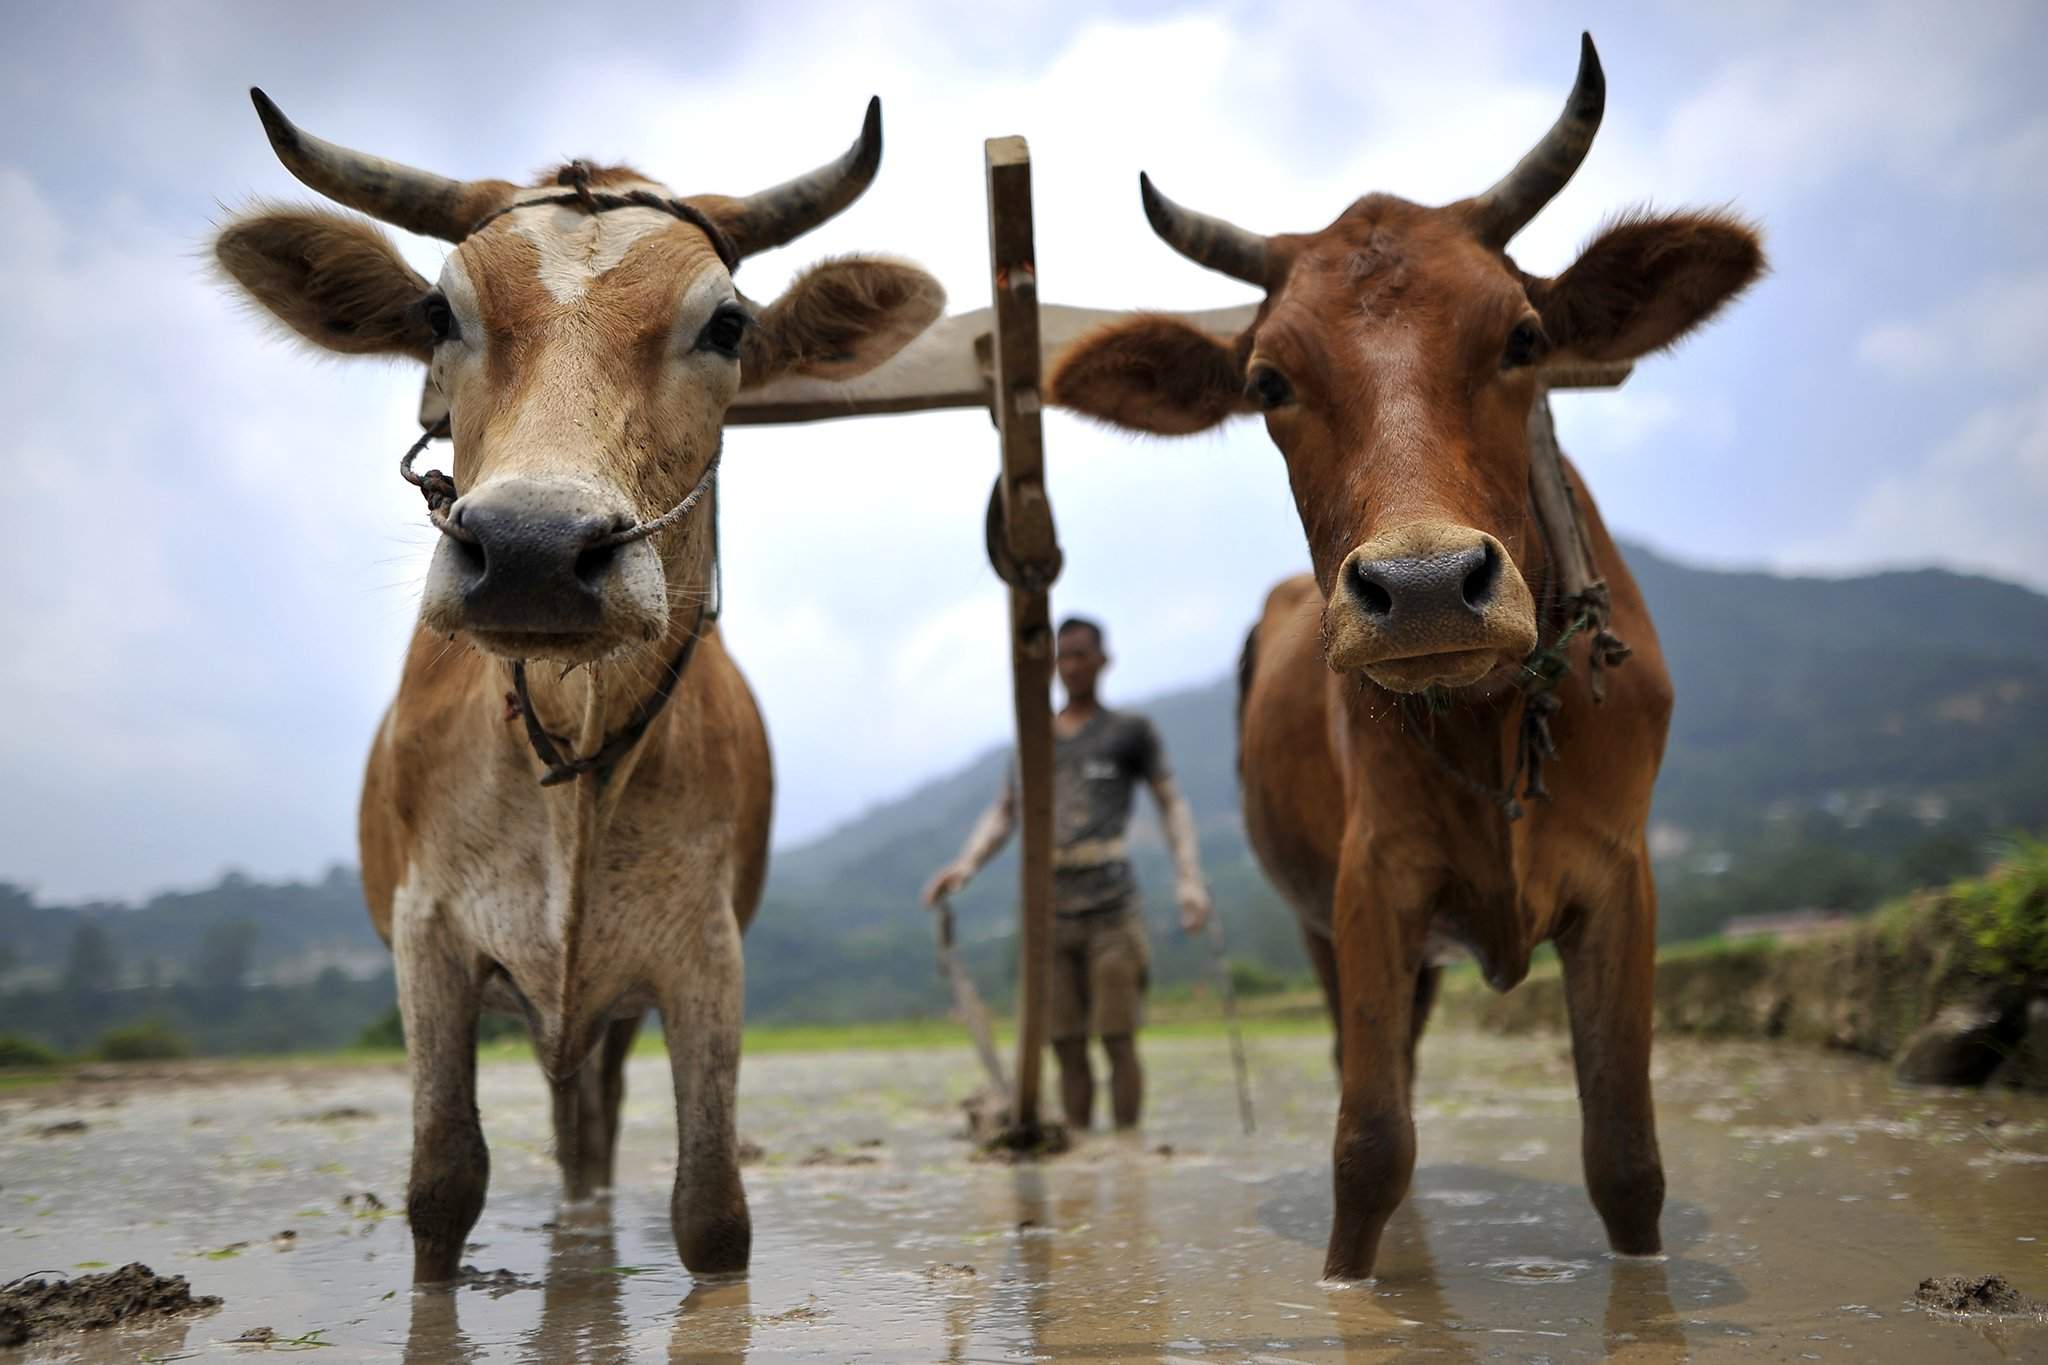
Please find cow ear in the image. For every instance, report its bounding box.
[1528,210,1764,364]
[1049,314,1250,436]
[740,255,945,388]
[215,206,435,361]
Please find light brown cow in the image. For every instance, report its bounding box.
[1052,36,1762,1280]
[214,95,943,1283]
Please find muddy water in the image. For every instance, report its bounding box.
[3,1029,2044,1362]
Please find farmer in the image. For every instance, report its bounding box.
[923,616,1213,1131]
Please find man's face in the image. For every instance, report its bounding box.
[1056,628,1107,699]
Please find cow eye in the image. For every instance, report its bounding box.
[1246,365,1294,411]
[696,304,749,359]
[1503,318,1548,369]
[420,293,459,344]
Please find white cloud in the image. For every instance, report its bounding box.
[1856,269,2048,379]
[1783,387,2048,587]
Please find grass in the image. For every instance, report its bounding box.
[0,1001,1336,1092]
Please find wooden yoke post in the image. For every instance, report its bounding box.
[984,136,1060,1140]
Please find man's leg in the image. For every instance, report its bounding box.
[1102,1034,1142,1129]
[1048,921,1093,1131]
[1054,1038,1093,1130]
[1092,905,1151,1130]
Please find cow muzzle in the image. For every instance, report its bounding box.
[420,477,668,661]
[1322,522,1537,691]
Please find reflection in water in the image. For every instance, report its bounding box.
[1000,1140,1173,1359]
[671,1278,751,1364]
[1605,1256,1687,1364]
[526,1204,631,1365]
[1259,1162,1729,1360]
[1330,1203,1473,1364]
[400,1203,640,1365]
[403,1281,480,1365]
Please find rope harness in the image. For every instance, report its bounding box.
[398,163,730,787]
[1396,411,1634,823]
[1400,589,1625,822]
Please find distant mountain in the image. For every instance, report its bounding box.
[7,544,2046,1026]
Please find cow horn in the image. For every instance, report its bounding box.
[1138,172,1272,288]
[711,97,885,260]
[1465,32,1606,247]
[249,89,513,242]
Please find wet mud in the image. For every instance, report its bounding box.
[0,1264,218,1347]
[2,1029,2044,1361]
[1915,1273,2046,1315]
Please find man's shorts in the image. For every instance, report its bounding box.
[1048,899,1150,1043]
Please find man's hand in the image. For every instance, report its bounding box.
[923,863,970,908]
[1177,880,1213,936]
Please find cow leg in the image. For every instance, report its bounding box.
[550,1073,593,1203]
[551,1014,641,1201]
[393,921,488,1285]
[659,910,750,1277]
[591,1013,641,1190]
[1406,964,1442,1093]
[1324,856,1423,1282]
[1302,925,1343,1072]
[1557,857,1665,1257]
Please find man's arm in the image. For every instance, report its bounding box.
[922,777,1017,906]
[1145,767,1213,936]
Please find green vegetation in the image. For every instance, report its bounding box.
[1227,958,1295,997]
[1932,834,2048,981]
[0,1033,61,1067]
[92,1018,193,1061]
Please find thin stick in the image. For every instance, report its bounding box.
[1206,914,1256,1135]
[932,894,1009,1099]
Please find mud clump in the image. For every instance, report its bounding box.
[970,1120,1073,1165]
[0,1263,220,1344]
[1916,1274,2047,1315]
[291,1105,374,1123]
[798,1145,880,1167]
[458,1265,540,1296]
[35,1119,88,1138]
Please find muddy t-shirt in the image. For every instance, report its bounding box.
[1005,709,1168,914]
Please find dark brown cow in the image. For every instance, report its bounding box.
[214,96,943,1282]
[1052,36,1762,1280]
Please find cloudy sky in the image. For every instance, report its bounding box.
[2,1,2043,901]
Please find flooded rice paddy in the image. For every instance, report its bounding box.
[3,1028,2044,1361]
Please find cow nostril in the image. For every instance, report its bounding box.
[1461,542,1500,612]
[574,541,619,588]
[448,510,487,575]
[1350,562,1395,618]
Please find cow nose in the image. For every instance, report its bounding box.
[1347,539,1500,624]
[446,487,621,633]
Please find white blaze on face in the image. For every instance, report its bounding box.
[504,188,678,305]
